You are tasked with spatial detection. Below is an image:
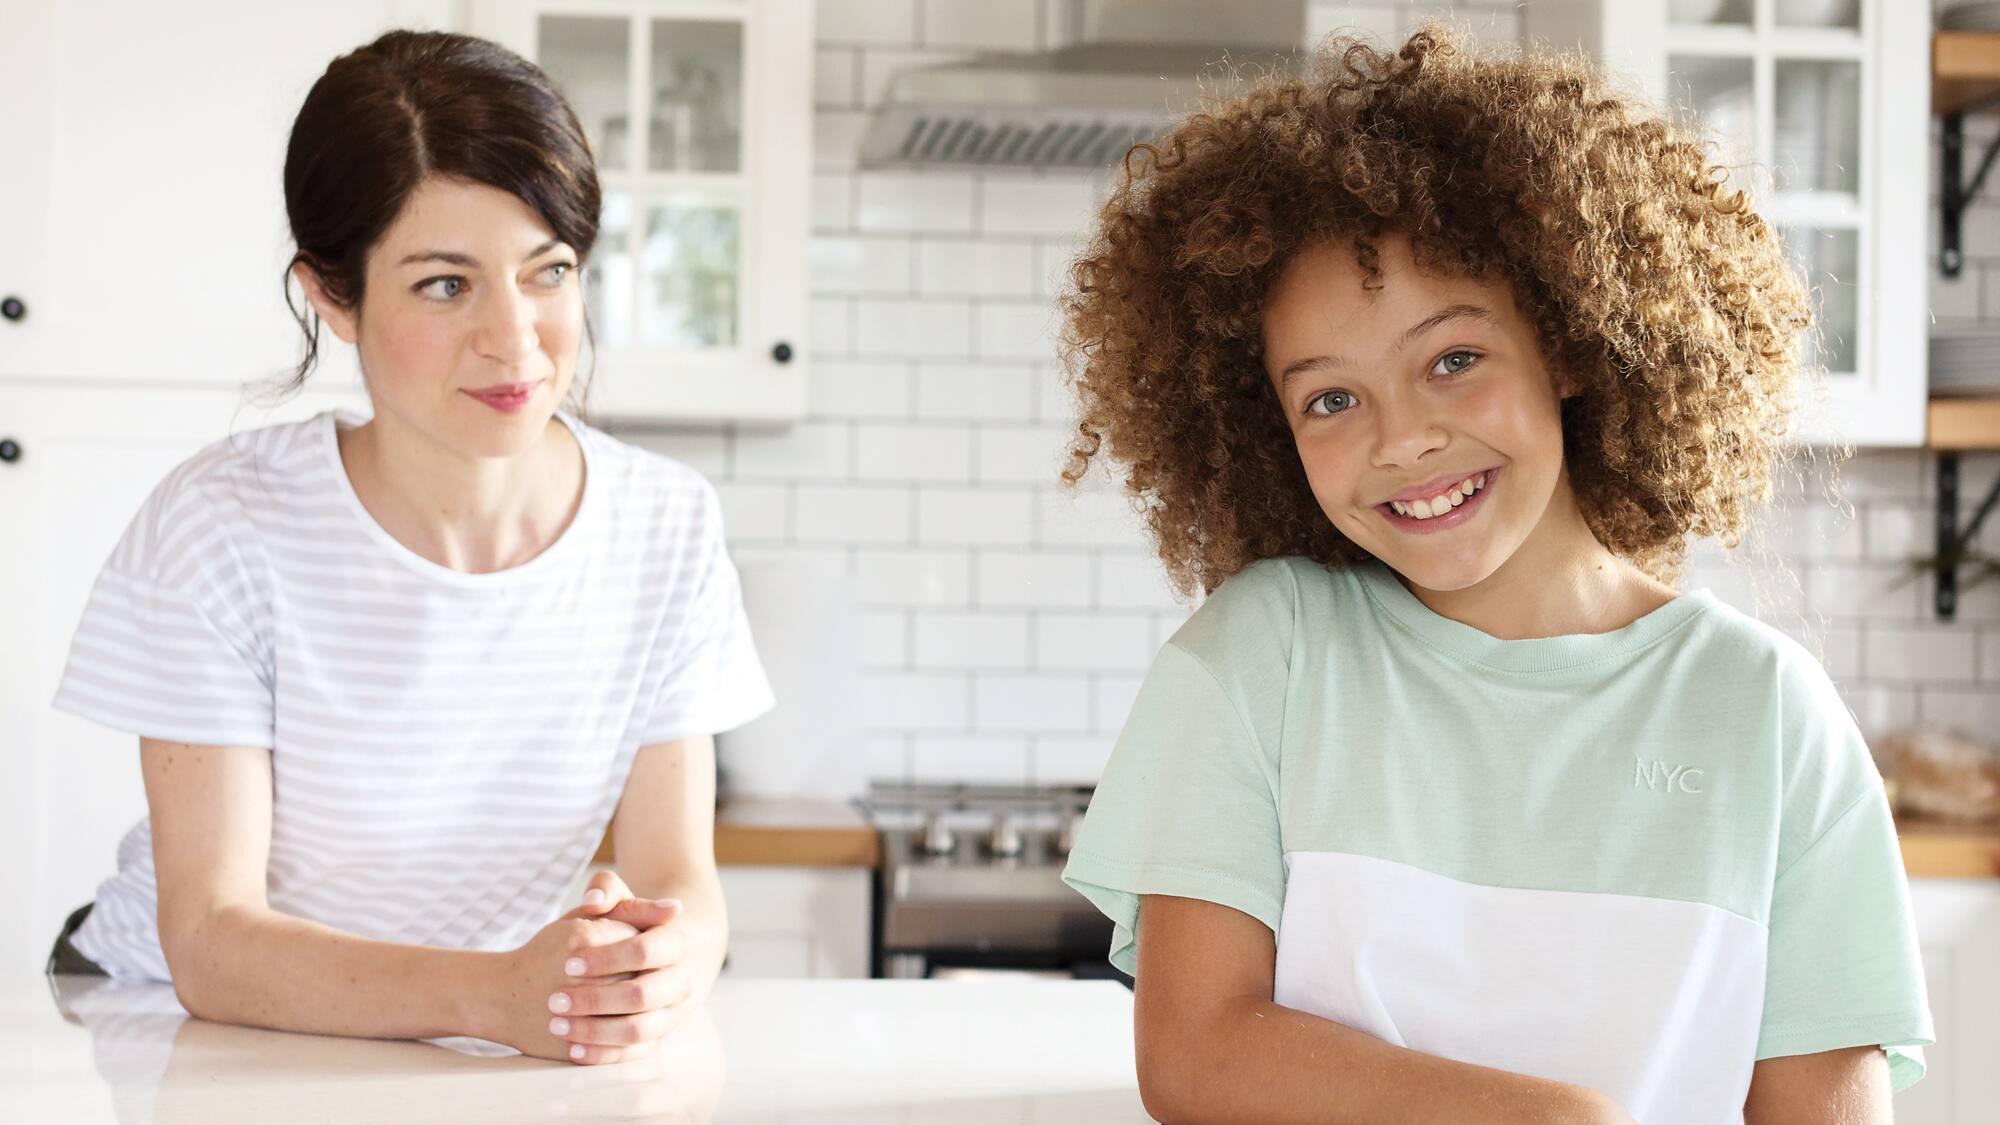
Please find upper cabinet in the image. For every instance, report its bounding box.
[0,0,462,391]
[0,0,809,424]
[1523,0,1929,448]
[468,0,813,423]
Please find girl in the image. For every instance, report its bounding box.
[1059,25,1933,1125]
[46,30,772,1067]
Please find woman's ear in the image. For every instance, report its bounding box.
[292,260,360,346]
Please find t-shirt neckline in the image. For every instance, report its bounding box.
[1352,559,1715,673]
[321,409,597,588]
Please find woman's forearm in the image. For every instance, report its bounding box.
[164,903,500,1040]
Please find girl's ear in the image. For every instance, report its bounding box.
[293,259,360,346]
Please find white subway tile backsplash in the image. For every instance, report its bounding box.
[1035,235,1086,299]
[1097,552,1187,610]
[914,360,1041,422]
[622,429,730,477]
[794,484,912,544]
[1039,486,1147,547]
[809,235,914,294]
[1036,613,1156,672]
[714,482,790,542]
[1864,625,1979,684]
[976,301,1060,361]
[733,421,853,480]
[914,611,1032,669]
[1864,503,1926,562]
[1030,734,1116,784]
[1093,673,1146,732]
[859,48,977,109]
[1842,685,1919,743]
[810,359,915,418]
[854,548,973,606]
[866,734,913,784]
[974,673,1091,731]
[813,109,870,171]
[976,424,1067,484]
[1306,2,1403,46]
[858,609,911,668]
[917,486,1037,546]
[1918,688,2000,735]
[912,733,1032,783]
[855,298,974,357]
[1805,563,1926,621]
[856,422,976,482]
[812,172,856,232]
[978,174,1103,237]
[916,238,1038,297]
[920,0,1040,51]
[865,671,971,730]
[811,297,854,356]
[814,47,860,107]
[976,550,1092,608]
[857,172,978,233]
[1932,265,1981,322]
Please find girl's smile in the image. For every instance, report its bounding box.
[1375,466,1500,535]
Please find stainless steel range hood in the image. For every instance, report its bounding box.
[857,0,1303,171]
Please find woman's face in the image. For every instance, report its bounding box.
[1260,234,1575,594]
[307,175,584,459]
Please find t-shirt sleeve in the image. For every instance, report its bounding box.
[1060,640,1286,977]
[633,480,775,745]
[1756,662,1934,1091]
[51,474,276,749]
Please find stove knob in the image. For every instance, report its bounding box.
[916,813,956,856]
[986,812,1025,858]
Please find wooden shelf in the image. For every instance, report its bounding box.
[1936,31,2000,115]
[1927,396,2000,449]
[1898,815,2000,878]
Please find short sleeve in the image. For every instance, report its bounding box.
[633,482,774,745]
[1756,667,1934,1091]
[1061,641,1286,976]
[51,482,275,749]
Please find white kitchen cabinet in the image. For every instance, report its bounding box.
[466,0,814,424]
[0,0,454,388]
[1521,0,1929,448]
[1901,879,2000,1125]
[0,381,368,975]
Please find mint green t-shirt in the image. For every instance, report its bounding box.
[1062,557,1933,1124]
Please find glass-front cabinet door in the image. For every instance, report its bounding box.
[470,0,811,423]
[1524,0,1928,447]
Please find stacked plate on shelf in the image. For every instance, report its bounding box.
[1929,330,2000,396]
[1942,2,2000,31]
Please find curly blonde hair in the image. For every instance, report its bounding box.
[1059,23,1818,598]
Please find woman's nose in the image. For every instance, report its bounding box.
[475,288,540,364]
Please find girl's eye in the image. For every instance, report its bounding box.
[1432,349,1480,377]
[416,276,464,301]
[1306,389,1356,417]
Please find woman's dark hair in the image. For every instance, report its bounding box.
[278,29,601,393]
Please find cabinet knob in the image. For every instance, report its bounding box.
[0,439,20,464]
[0,296,23,322]
[771,340,793,364]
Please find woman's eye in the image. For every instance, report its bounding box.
[416,276,464,301]
[539,261,574,286]
[1306,389,1356,416]
[1432,349,1480,377]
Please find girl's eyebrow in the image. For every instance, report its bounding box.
[1276,302,1494,386]
[396,238,565,268]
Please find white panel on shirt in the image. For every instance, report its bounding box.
[1276,851,1765,1125]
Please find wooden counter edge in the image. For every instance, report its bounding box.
[594,799,881,869]
[1897,816,2000,879]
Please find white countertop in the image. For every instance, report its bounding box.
[4,975,1152,1123]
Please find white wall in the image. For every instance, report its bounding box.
[619,0,1995,788]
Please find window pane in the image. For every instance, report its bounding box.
[1667,54,1762,200]
[1774,59,1860,195]
[648,19,744,173]
[539,16,630,173]
[1780,226,1860,374]
[587,192,633,349]
[640,202,739,349]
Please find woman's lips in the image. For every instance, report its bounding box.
[464,381,541,413]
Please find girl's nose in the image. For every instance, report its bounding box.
[1371,397,1448,469]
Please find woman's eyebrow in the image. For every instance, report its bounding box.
[1277,302,1495,385]
[396,238,565,268]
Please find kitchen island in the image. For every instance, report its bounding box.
[2,974,1150,1123]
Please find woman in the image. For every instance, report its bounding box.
[46,30,772,1067]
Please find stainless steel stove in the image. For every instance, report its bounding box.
[862,782,1125,983]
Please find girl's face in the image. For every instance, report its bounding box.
[1260,234,1575,594]
[305,175,584,459]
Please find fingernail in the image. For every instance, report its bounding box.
[565,957,587,976]
[549,1017,570,1036]
[655,897,681,909]
[548,992,571,1014]
[570,1044,586,1061]
[582,889,607,907]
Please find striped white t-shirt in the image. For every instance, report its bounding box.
[52,410,774,981]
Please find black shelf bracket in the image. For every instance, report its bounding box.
[1942,106,2000,277]
[1935,451,2000,619]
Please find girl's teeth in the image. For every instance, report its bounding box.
[1412,498,1434,519]
[1447,488,1464,507]
[1388,471,1489,520]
